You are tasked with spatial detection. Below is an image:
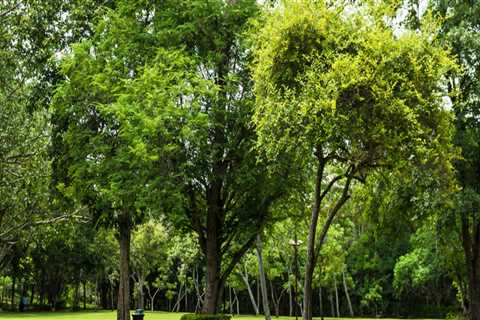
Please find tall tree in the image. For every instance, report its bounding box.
[428,2,480,319]
[252,2,455,319]
[131,221,169,310]
[149,0,294,313]
[51,4,201,317]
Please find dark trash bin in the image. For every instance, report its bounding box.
[132,309,145,320]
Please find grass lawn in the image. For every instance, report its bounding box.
[0,311,442,320]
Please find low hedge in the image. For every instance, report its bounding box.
[180,313,232,320]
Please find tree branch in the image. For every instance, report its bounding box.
[314,166,355,262]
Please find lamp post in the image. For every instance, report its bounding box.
[289,235,302,320]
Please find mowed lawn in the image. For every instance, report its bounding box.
[0,312,287,320]
[0,312,442,320]
[0,312,292,320]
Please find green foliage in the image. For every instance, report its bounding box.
[180,314,231,320]
[253,0,455,174]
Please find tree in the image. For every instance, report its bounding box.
[146,0,295,313]
[131,221,169,310]
[429,1,480,319]
[1,0,114,272]
[51,4,201,317]
[252,2,455,319]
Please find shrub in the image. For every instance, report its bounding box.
[180,313,232,320]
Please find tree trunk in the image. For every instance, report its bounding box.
[239,268,259,315]
[342,270,354,317]
[269,279,282,318]
[201,197,223,314]
[117,211,131,320]
[334,275,340,317]
[329,294,334,317]
[73,283,79,310]
[319,287,324,320]
[232,288,240,315]
[11,276,15,311]
[185,278,188,312]
[137,276,145,310]
[304,161,353,320]
[173,283,184,312]
[256,235,271,320]
[83,281,86,310]
[111,283,115,310]
[461,211,480,320]
[303,158,325,320]
[30,285,35,306]
[229,286,233,314]
[288,269,293,317]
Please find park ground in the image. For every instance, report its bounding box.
[0,312,443,320]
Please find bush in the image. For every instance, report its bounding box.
[180,313,232,320]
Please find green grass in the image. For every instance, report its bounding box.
[0,311,443,320]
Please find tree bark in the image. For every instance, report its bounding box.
[136,276,145,310]
[201,240,221,313]
[329,294,334,317]
[461,210,480,320]
[201,183,223,314]
[232,288,240,315]
[334,275,340,317]
[73,283,79,310]
[239,268,259,315]
[83,281,86,310]
[30,285,35,306]
[303,158,325,320]
[117,211,131,320]
[288,269,293,317]
[319,287,324,320]
[342,269,354,317]
[256,234,271,320]
[304,161,354,320]
[11,276,15,311]
[229,286,233,314]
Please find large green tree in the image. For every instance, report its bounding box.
[52,0,287,317]
[51,3,202,318]
[145,0,294,313]
[429,1,480,319]
[252,2,455,319]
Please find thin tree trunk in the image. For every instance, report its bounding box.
[232,288,240,315]
[304,162,354,320]
[319,287,323,320]
[117,211,131,320]
[303,157,325,320]
[83,281,86,310]
[239,268,259,315]
[229,286,233,314]
[185,278,188,312]
[11,276,15,311]
[257,275,261,314]
[288,269,293,317]
[329,294,334,317]
[147,286,160,312]
[173,283,185,312]
[30,284,34,306]
[269,279,282,318]
[137,276,145,310]
[334,276,339,317]
[256,235,271,320]
[194,266,204,309]
[342,270,354,317]
[73,283,79,310]
[111,282,115,310]
[461,211,480,320]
